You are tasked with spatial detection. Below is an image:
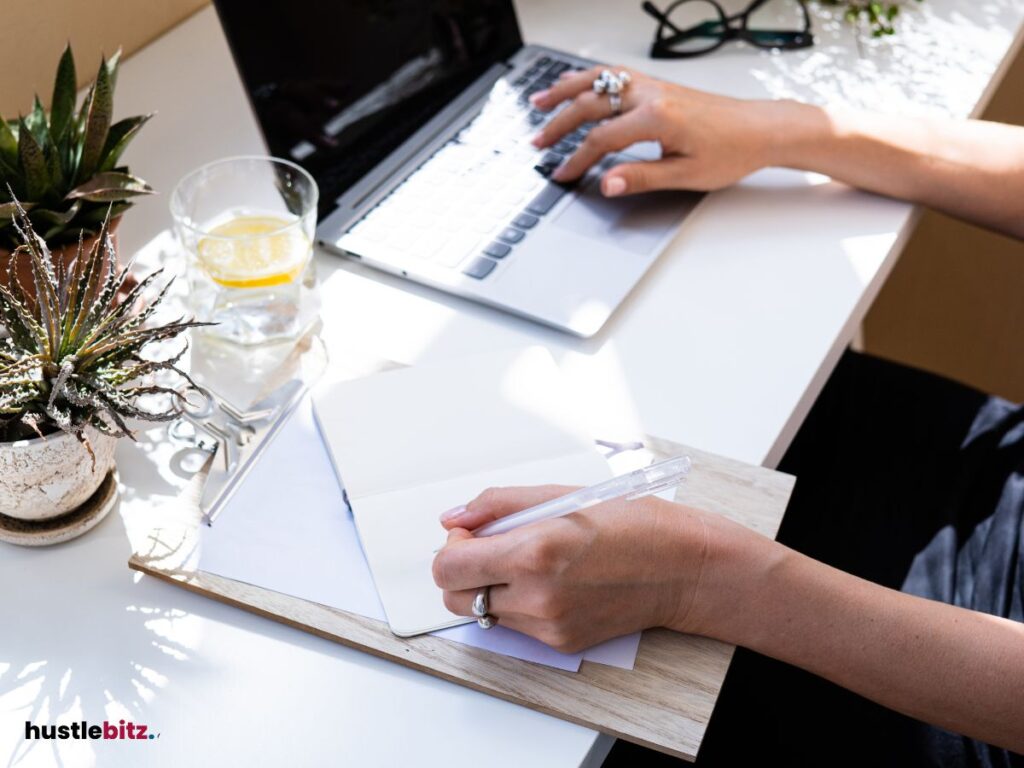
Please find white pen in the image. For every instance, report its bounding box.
[472,455,692,538]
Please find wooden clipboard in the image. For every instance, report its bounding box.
[128,424,792,761]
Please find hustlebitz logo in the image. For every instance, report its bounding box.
[25,720,160,741]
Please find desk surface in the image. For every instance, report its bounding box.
[3,1,1023,766]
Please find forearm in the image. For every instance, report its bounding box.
[765,100,1024,239]
[702,538,1024,752]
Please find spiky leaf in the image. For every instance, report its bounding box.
[75,58,113,184]
[104,49,122,92]
[0,279,47,351]
[17,119,49,201]
[0,197,213,441]
[45,141,64,192]
[50,44,78,143]
[67,172,152,202]
[98,114,151,172]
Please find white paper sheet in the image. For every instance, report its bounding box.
[200,396,589,671]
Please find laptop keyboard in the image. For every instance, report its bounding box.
[343,55,595,280]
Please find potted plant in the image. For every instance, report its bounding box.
[0,201,206,536]
[0,45,153,291]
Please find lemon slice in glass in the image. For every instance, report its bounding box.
[197,215,310,289]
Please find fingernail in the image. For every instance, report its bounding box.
[440,504,467,523]
[529,89,549,105]
[552,165,570,181]
[603,176,627,197]
[531,132,545,147]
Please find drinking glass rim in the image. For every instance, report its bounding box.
[170,154,319,240]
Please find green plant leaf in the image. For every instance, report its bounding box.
[45,142,64,192]
[75,57,113,184]
[29,200,80,225]
[105,49,122,92]
[16,118,49,201]
[66,171,153,202]
[0,115,18,165]
[77,201,132,226]
[0,201,207,436]
[0,279,47,352]
[25,96,51,149]
[78,269,162,349]
[50,44,78,144]
[98,114,151,172]
[34,201,82,240]
[0,151,21,193]
[0,201,36,222]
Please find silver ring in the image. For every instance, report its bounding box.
[472,586,497,629]
[592,69,631,116]
[471,587,489,617]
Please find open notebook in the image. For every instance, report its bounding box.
[199,391,642,671]
[311,347,613,636]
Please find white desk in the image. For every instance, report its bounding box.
[3,2,1023,766]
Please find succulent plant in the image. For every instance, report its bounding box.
[0,45,153,251]
[0,199,209,446]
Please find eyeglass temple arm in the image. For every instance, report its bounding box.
[642,1,685,35]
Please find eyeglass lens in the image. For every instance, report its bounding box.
[659,0,727,55]
[744,0,810,48]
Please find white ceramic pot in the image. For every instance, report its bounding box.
[0,427,117,520]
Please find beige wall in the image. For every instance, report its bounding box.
[860,35,1024,402]
[0,0,209,117]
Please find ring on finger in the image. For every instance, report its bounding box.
[592,69,632,116]
[609,93,622,116]
[472,586,498,629]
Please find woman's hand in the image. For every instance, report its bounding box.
[531,66,793,197]
[431,484,773,653]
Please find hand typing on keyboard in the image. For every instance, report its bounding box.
[347,54,599,281]
[529,66,784,198]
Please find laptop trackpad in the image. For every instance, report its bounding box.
[553,164,697,255]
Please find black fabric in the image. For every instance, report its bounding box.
[605,351,1024,767]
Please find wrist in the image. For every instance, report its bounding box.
[664,508,790,646]
[757,98,832,171]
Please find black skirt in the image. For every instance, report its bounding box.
[607,351,1024,767]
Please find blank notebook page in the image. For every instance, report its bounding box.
[312,347,611,636]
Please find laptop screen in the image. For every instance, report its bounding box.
[213,0,523,214]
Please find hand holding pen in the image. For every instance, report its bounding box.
[431,457,771,653]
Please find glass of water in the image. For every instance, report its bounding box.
[171,156,319,345]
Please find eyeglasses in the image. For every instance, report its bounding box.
[643,0,814,59]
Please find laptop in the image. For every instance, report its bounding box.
[212,0,703,337]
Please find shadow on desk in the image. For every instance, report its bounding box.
[0,511,207,768]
